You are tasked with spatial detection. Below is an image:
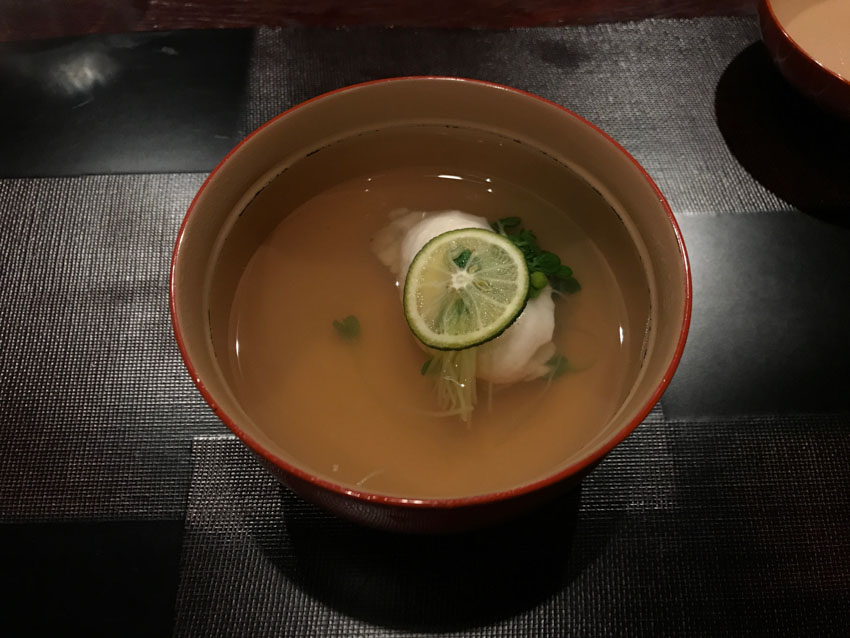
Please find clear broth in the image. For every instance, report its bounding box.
[226,126,644,499]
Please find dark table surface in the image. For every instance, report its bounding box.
[1,16,848,638]
[2,0,758,41]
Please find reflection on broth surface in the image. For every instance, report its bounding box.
[225,126,648,498]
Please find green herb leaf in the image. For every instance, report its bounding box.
[555,264,573,280]
[332,315,360,340]
[533,251,561,275]
[420,357,433,375]
[545,353,569,379]
[452,248,472,269]
[553,277,581,294]
[490,216,579,299]
[491,217,522,236]
[508,229,540,263]
[519,229,539,250]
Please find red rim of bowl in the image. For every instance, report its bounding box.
[762,0,850,87]
[169,76,693,509]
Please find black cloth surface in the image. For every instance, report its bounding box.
[1,18,848,637]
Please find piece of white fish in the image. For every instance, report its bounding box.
[373,209,556,385]
[477,293,556,384]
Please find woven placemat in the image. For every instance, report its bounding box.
[0,174,225,521]
[173,409,849,636]
[241,18,788,217]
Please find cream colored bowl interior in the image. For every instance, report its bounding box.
[172,79,687,489]
[769,0,850,80]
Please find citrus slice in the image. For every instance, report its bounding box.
[403,228,530,350]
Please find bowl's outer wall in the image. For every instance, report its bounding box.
[259,453,590,533]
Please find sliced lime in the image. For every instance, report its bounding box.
[403,228,529,350]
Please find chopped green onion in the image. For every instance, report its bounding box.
[332,315,360,340]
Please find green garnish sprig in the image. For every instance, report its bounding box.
[491,217,581,298]
[332,315,360,341]
[420,357,434,375]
